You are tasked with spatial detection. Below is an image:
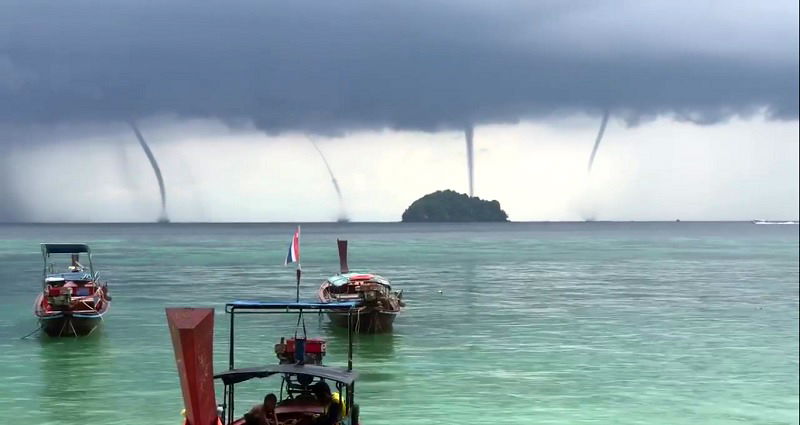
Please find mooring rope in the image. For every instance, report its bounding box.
[57,319,68,337]
[69,320,78,337]
[293,310,307,339]
[20,327,42,340]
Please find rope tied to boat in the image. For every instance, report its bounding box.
[20,326,42,340]
[293,309,307,339]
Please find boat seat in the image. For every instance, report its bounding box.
[275,402,324,415]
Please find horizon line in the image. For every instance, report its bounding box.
[1,220,797,225]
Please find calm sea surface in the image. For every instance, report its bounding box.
[0,222,797,425]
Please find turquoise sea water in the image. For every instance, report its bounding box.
[0,222,797,424]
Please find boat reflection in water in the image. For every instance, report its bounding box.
[38,334,110,424]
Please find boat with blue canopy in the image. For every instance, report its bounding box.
[34,243,111,337]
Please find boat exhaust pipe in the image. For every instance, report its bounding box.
[337,239,349,274]
[166,308,220,425]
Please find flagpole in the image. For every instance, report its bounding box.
[295,226,301,302]
[295,265,301,302]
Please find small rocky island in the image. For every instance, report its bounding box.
[401,190,508,222]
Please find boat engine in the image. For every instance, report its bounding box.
[47,286,72,308]
[275,337,326,365]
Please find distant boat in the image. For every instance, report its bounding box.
[317,239,404,333]
[34,244,111,337]
[752,220,799,225]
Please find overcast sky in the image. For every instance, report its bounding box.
[1,1,797,222]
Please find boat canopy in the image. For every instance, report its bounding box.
[41,243,91,255]
[326,272,391,287]
[214,363,358,386]
[226,300,358,312]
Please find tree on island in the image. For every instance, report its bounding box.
[401,190,508,222]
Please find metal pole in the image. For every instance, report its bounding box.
[228,308,236,423]
[296,268,301,302]
[221,385,228,424]
[229,386,235,425]
[87,248,95,277]
[296,225,302,302]
[350,382,355,415]
[229,309,235,369]
[348,310,353,371]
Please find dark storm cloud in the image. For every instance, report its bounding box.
[0,0,797,134]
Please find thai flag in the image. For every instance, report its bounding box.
[284,226,300,267]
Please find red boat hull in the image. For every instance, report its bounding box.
[34,293,110,337]
[38,312,104,337]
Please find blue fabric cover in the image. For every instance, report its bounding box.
[227,300,359,310]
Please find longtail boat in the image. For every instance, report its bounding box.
[167,300,361,425]
[317,240,404,333]
[34,243,111,337]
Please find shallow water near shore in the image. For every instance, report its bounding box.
[0,222,797,424]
